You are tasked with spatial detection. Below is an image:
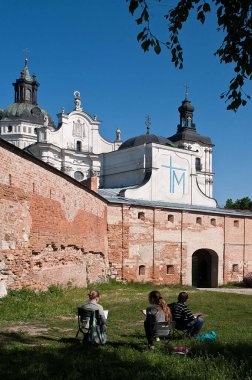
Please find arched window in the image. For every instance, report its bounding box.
[8,126,13,133]
[25,88,31,101]
[138,212,145,221]
[76,141,82,152]
[234,220,239,227]
[139,265,145,275]
[196,217,202,225]
[168,214,174,223]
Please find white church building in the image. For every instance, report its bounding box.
[0,59,122,182]
[0,60,216,208]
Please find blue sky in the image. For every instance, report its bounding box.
[0,0,251,206]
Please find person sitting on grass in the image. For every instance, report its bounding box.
[144,290,172,350]
[82,290,107,327]
[173,291,204,338]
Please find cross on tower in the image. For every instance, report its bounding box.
[184,84,189,100]
[23,48,30,65]
[145,115,151,135]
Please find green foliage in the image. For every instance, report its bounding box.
[224,196,252,210]
[127,0,252,111]
[0,283,252,379]
[243,272,252,287]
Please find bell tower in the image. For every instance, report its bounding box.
[168,90,214,199]
[177,87,196,132]
[13,58,39,105]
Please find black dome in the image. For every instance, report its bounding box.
[119,133,175,150]
[179,99,194,113]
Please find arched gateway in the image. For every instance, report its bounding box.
[192,249,218,288]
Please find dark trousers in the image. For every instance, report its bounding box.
[144,319,155,346]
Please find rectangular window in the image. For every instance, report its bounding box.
[167,265,174,275]
[139,265,145,275]
[232,264,239,272]
[138,212,145,221]
[195,157,202,171]
[168,214,174,223]
[211,218,216,226]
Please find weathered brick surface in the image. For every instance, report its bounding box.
[1,139,252,290]
[107,205,252,286]
[0,140,108,291]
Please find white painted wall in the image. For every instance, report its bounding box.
[102,143,217,207]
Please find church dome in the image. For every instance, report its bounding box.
[119,133,175,150]
[0,59,54,127]
[1,103,54,127]
[178,99,194,113]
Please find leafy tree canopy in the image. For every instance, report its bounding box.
[127,0,252,111]
[225,197,252,210]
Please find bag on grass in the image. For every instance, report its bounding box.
[171,346,192,355]
[199,331,217,342]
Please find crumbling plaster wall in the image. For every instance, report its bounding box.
[0,140,108,293]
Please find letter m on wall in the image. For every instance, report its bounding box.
[172,171,186,194]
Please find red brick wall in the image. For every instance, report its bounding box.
[1,139,252,290]
[224,216,252,283]
[107,205,252,286]
[0,140,108,291]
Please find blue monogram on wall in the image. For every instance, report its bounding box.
[162,156,187,194]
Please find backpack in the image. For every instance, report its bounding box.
[87,310,107,345]
[199,331,217,342]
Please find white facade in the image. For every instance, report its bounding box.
[27,92,122,181]
[0,120,38,149]
[0,61,216,208]
[0,61,122,183]
[101,140,216,207]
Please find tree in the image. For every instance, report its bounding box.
[127,0,252,111]
[224,196,252,210]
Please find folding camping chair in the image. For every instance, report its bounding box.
[76,307,107,344]
[153,321,175,340]
[168,302,189,339]
[76,307,100,339]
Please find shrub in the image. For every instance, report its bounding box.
[243,272,252,287]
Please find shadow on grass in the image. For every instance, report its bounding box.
[192,340,252,361]
[120,333,145,339]
[0,332,251,380]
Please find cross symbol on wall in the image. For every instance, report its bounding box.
[162,156,187,194]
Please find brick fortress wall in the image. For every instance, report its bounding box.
[1,139,252,292]
[107,204,252,285]
[0,139,108,292]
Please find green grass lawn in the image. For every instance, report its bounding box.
[0,281,251,380]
